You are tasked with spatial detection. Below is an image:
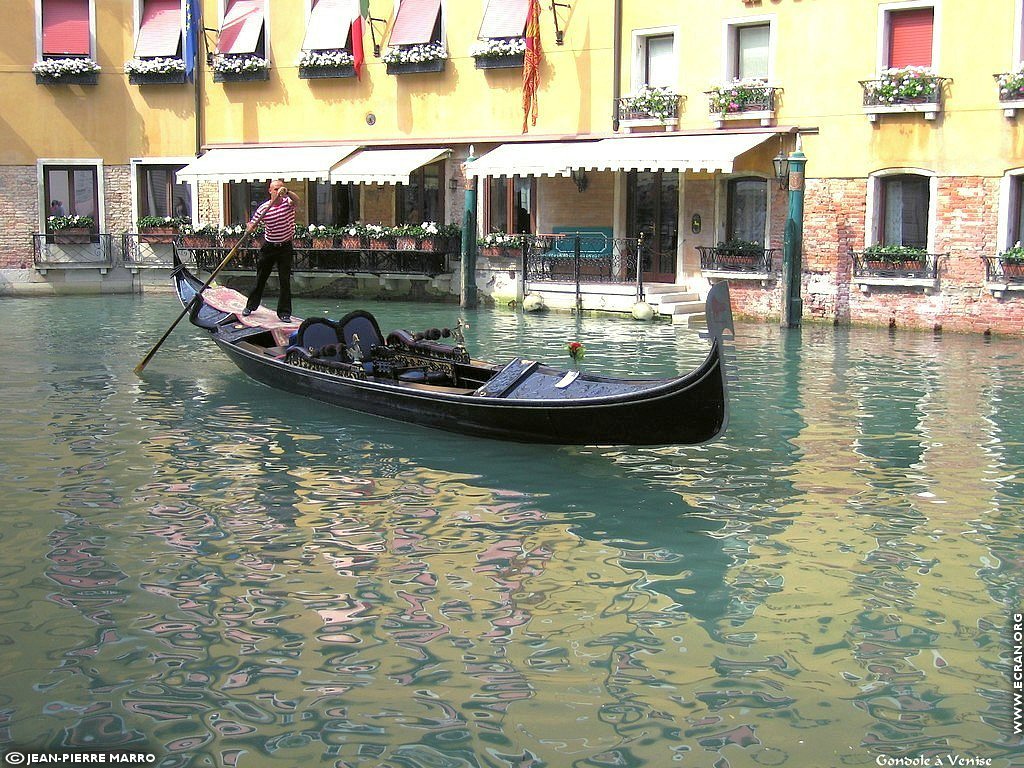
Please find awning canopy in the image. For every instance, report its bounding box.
[302,0,352,51]
[217,0,265,55]
[134,0,182,58]
[467,133,777,178]
[176,145,360,184]
[329,147,451,185]
[388,0,442,47]
[478,0,531,39]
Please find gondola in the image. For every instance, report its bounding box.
[170,251,733,445]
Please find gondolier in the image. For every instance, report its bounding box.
[243,179,299,322]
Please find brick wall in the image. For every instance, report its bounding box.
[0,166,38,269]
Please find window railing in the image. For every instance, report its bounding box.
[122,233,177,269]
[32,233,114,272]
[859,74,949,120]
[616,92,683,125]
[982,255,1024,284]
[698,245,776,274]
[705,83,779,116]
[851,250,941,280]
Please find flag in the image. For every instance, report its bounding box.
[350,0,370,80]
[184,0,200,82]
[522,0,541,133]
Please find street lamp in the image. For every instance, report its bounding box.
[773,149,790,190]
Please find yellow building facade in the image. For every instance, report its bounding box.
[2,0,1023,335]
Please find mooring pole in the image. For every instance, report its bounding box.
[460,149,478,309]
[780,136,807,328]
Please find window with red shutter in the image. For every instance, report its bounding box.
[135,0,182,59]
[42,0,91,57]
[389,0,442,47]
[478,0,530,39]
[888,7,934,69]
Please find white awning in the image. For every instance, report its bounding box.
[176,145,360,184]
[467,133,777,178]
[329,147,451,185]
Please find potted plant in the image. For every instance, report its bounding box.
[339,224,365,250]
[219,223,251,249]
[211,54,270,82]
[862,244,928,270]
[996,67,1024,102]
[48,214,95,243]
[138,215,188,243]
[470,37,526,70]
[707,78,772,115]
[365,224,394,250]
[478,231,526,258]
[715,239,764,268]
[33,57,101,85]
[394,223,424,251]
[383,42,447,75]
[307,225,337,249]
[181,223,219,248]
[863,66,941,105]
[619,85,680,123]
[124,56,186,85]
[298,48,356,79]
[998,242,1024,277]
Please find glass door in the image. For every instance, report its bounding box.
[627,170,678,283]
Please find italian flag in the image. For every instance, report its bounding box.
[350,0,369,79]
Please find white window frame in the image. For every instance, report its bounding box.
[35,0,97,60]
[131,157,199,227]
[715,173,774,245]
[865,168,937,251]
[37,158,104,232]
[630,26,678,92]
[997,168,1024,252]
[876,0,941,74]
[721,15,775,83]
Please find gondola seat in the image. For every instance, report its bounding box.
[386,329,456,358]
[292,318,348,362]
[337,310,385,361]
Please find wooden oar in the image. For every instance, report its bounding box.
[134,225,259,376]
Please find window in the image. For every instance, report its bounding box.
[41,0,92,58]
[641,33,674,88]
[486,177,534,235]
[727,177,767,244]
[1010,176,1024,246]
[309,182,360,226]
[734,22,770,80]
[879,174,930,249]
[218,0,266,57]
[44,165,99,230]
[303,0,355,53]
[226,181,266,225]
[389,0,443,46]
[886,6,934,68]
[134,0,182,59]
[627,171,678,281]
[478,0,530,39]
[397,162,443,224]
[138,164,191,220]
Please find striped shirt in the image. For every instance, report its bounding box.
[251,197,296,244]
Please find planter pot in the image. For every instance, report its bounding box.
[140,227,177,244]
[474,53,524,70]
[312,236,335,249]
[340,235,364,249]
[419,236,453,252]
[396,235,419,251]
[183,236,216,248]
[213,68,270,83]
[299,65,355,80]
[35,72,99,86]
[386,59,446,76]
[368,237,395,250]
[481,246,520,259]
[1001,261,1024,277]
[53,227,92,244]
[129,70,187,85]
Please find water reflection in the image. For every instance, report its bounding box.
[0,295,1021,766]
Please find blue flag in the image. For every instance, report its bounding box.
[184,0,200,81]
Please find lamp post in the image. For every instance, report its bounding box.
[460,148,478,309]
[779,135,806,328]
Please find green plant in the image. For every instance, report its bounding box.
[997,68,1024,100]
[138,215,189,231]
[479,231,526,248]
[716,239,763,257]
[862,244,928,263]
[707,79,770,114]
[298,49,354,68]
[621,85,679,122]
[998,242,1024,263]
[181,223,219,237]
[865,66,940,104]
[469,37,526,60]
[382,43,446,65]
[48,214,94,230]
[124,57,185,75]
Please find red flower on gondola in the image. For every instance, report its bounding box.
[567,341,586,361]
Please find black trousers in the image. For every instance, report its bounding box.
[245,240,293,316]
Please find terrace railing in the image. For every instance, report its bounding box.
[32,233,115,274]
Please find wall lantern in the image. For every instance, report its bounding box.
[690,213,702,234]
[570,168,589,193]
[773,149,790,190]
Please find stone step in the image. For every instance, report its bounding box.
[658,300,705,315]
[671,312,707,327]
[649,291,700,305]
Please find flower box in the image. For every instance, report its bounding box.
[36,71,98,86]
[386,59,446,75]
[1000,261,1024,277]
[368,236,395,250]
[474,53,524,70]
[129,70,187,85]
[419,236,454,252]
[53,228,92,244]
[312,236,335,249]
[299,65,356,80]
[340,235,364,249]
[396,235,419,251]
[183,235,216,248]
[214,68,270,83]
[140,227,177,244]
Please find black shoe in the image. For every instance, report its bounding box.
[242,308,253,317]
[278,313,292,322]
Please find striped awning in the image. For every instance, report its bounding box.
[388,0,442,46]
[134,0,182,58]
[478,0,531,38]
[329,147,451,185]
[176,145,360,184]
[467,133,776,177]
[217,0,265,55]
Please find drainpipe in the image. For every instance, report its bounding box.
[612,0,622,132]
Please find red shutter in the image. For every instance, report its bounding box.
[888,8,933,68]
[218,0,265,55]
[302,0,349,51]
[42,0,90,56]
[135,0,183,58]
[478,0,530,39]
[388,0,442,46]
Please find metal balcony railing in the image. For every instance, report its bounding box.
[851,251,942,280]
[982,255,1024,284]
[122,233,177,269]
[32,233,114,271]
[859,77,948,109]
[705,84,779,116]
[698,245,777,273]
[616,93,682,124]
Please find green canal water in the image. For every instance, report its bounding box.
[0,292,1021,767]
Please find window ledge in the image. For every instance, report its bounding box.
[864,102,941,121]
[711,110,776,129]
[986,281,1024,298]
[1000,99,1024,118]
[620,116,679,130]
[856,276,938,294]
[703,269,773,286]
